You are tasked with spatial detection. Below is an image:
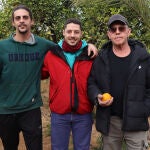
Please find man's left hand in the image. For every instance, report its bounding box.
[88,43,98,58]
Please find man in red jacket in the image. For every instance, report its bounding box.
[42,18,94,150]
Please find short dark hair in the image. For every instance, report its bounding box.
[12,5,33,21]
[64,18,82,30]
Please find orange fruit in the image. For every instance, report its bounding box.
[101,93,112,101]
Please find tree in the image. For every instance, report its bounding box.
[122,0,150,49]
[0,0,80,42]
[73,0,150,49]
[0,0,150,49]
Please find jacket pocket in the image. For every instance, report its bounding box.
[127,85,147,117]
[127,85,145,102]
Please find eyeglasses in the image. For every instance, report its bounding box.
[109,26,127,33]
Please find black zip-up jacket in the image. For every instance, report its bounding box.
[88,39,150,135]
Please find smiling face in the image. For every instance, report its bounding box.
[12,9,34,35]
[63,23,82,46]
[107,22,131,46]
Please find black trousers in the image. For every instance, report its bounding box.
[0,108,42,150]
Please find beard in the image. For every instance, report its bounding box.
[18,24,28,34]
[18,29,28,34]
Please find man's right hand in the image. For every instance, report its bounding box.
[97,94,113,107]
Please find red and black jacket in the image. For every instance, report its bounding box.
[42,45,94,114]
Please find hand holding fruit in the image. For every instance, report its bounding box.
[97,93,113,107]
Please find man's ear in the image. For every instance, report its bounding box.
[81,31,83,38]
[107,31,111,40]
[12,21,15,27]
[127,28,131,37]
[31,20,34,26]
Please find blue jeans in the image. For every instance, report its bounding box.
[51,112,93,150]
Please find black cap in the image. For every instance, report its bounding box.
[108,14,128,27]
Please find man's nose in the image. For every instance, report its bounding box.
[70,32,75,36]
[20,17,25,22]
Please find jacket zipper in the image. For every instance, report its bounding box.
[122,60,139,129]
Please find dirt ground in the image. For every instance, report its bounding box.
[0,79,100,150]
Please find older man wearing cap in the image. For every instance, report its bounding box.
[88,14,150,150]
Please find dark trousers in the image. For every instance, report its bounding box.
[0,108,42,150]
